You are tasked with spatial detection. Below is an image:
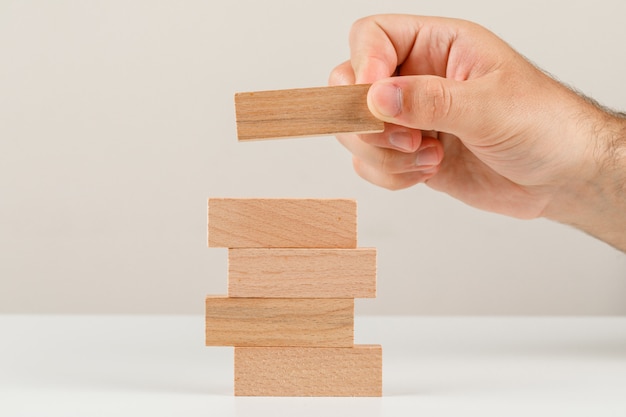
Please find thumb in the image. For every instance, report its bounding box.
[367,75,487,139]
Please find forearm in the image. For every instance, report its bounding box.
[544,109,626,251]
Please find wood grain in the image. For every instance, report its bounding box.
[234,84,384,141]
[208,198,357,248]
[205,297,354,347]
[228,248,376,298]
[234,345,382,396]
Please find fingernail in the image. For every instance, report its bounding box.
[389,132,414,152]
[370,82,402,117]
[415,146,440,167]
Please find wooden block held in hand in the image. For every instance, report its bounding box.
[234,84,384,141]
[205,297,354,347]
[228,248,376,298]
[235,345,382,396]
[208,198,357,248]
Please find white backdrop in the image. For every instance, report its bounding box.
[1,0,625,315]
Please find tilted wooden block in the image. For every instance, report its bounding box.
[205,297,354,347]
[234,345,382,396]
[234,84,385,141]
[208,198,357,248]
[228,248,376,298]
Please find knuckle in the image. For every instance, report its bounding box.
[379,149,398,173]
[379,149,420,174]
[385,179,406,191]
[328,68,346,86]
[350,16,373,34]
[353,156,423,191]
[352,156,369,179]
[349,18,369,42]
[386,173,422,191]
[415,78,453,128]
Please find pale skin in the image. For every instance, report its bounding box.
[330,15,626,252]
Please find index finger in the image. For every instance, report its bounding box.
[349,15,459,83]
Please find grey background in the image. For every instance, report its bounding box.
[1,0,625,315]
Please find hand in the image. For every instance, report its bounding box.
[330,15,626,250]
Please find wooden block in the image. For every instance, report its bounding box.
[234,84,385,141]
[208,198,357,248]
[205,297,354,347]
[228,248,376,298]
[234,345,382,396]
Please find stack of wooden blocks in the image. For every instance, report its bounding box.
[205,198,382,396]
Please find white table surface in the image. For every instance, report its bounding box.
[1,315,625,417]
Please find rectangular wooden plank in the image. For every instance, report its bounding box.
[205,297,354,347]
[234,84,384,141]
[228,248,376,298]
[234,345,382,396]
[208,198,357,248]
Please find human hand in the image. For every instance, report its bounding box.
[330,15,625,231]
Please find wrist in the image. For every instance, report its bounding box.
[543,108,626,251]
